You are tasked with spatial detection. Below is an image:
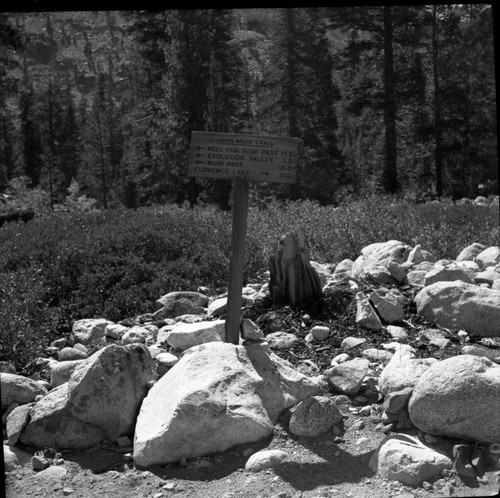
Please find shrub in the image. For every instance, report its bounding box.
[0,196,498,370]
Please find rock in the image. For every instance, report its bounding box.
[295,359,320,377]
[50,359,87,388]
[155,352,179,377]
[341,337,366,350]
[415,281,500,337]
[369,434,452,487]
[382,387,413,415]
[245,449,289,472]
[387,262,407,284]
[386,325,408,340]
[4,444,32,471]
[461,344,500,362]
[6,404,32,446]
[456,243,487,262]
[323,358,369,396]
[32,465,67,482]
[370,288,405,323]
[133,342,324,467]
[266,331,299,349]
[207,297,228,317]
[289,396,343,437]
[331,259,354,283]
[475,266,500,286]
[71,318,113,345]
[121,325,150,345]
[105,323,129,340]
[355,293,383,330]
[58,347,89,361]
[156,324,175,345]
[407,244,425,265]
[20,344,156,450]
[361,349,393,363]
[155,291,209,316]
[379,349,437,396]
[424,264,475,286]
[309,325,330,341]
[32,454,51,470]
[333,353,350,364]
[166,319,226,351]
[240,319,265,341]
[1,373,48,409]
[408,355,500,443]
[476,246,500,269]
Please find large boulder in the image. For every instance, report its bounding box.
[370,434,452,487]
[166,320,226,351]
[379,348,437,396]
[408,355,500,444]
[20,344,156,450]
[351,240,411,285]
[133,341,325,467]
[414,281,500,337]
[1,373,48,409]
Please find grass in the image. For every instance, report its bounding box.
[0,195,498,371]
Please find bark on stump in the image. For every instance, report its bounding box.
[269,228,323,308]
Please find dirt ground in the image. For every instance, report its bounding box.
[4,285,500,497]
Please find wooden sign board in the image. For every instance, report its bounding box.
[188,131,299,184]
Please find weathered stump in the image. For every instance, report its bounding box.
[269,228,323,308]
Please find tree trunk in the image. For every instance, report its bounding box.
[432,5,444,197]
[269,228,323,308]
[382,6,398,194]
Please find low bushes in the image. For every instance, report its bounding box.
[0,196,498,370]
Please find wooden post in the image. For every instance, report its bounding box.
[225,180,249,344]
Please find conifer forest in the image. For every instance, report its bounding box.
[0,6,497,210]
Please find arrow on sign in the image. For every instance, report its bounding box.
[196,153,205,158]
[261,171,270,177]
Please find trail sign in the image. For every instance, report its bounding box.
[188,131,298,184]
[188,131,299,345]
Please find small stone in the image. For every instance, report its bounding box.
[422,481,433,490]
[424,434,438,444]
[341,337,366,350]
[163,482,177,491]
[63,489,75,496]
[349,420,365,431]
[32,455,50,471]
[333,353,350,363]
[117,435,131,447]
[310,326,330,341]
[153,493,164,498]
[356,437,369,446]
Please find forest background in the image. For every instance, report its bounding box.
[0,5,497,212]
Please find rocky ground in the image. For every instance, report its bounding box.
[4,282,500,498]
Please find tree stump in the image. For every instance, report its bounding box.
[269,228,323,308]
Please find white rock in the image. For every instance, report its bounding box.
[424,264,475,286]
[240,319,265,341]
[461,345,500,362]
[266,331,299,349]
[408,355,500,443]
[121,325,150,345]
[71,318,113,345]
[476,246,500,269]
[1,373,48,409]
[309,326,330,341]
[3,444,32,471]
[50,359,87,388]
[456,242,487,262]
[133,342,324,467]
[245,449,289,472]
[370,434,452,486]
[370,288,405,323]
[415,281,500,337]
[379,348,437,396]
[310,261,332,287]
[356,293,383,330]
[166,320,226,351]
[155,352,179,368]
[323,358,369,396]
[207,297,228,317]
[333,353,350,364]
[105,323,128,340]
[20,344,156,450]
[341,337,366,350]
[386,325,408,340]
